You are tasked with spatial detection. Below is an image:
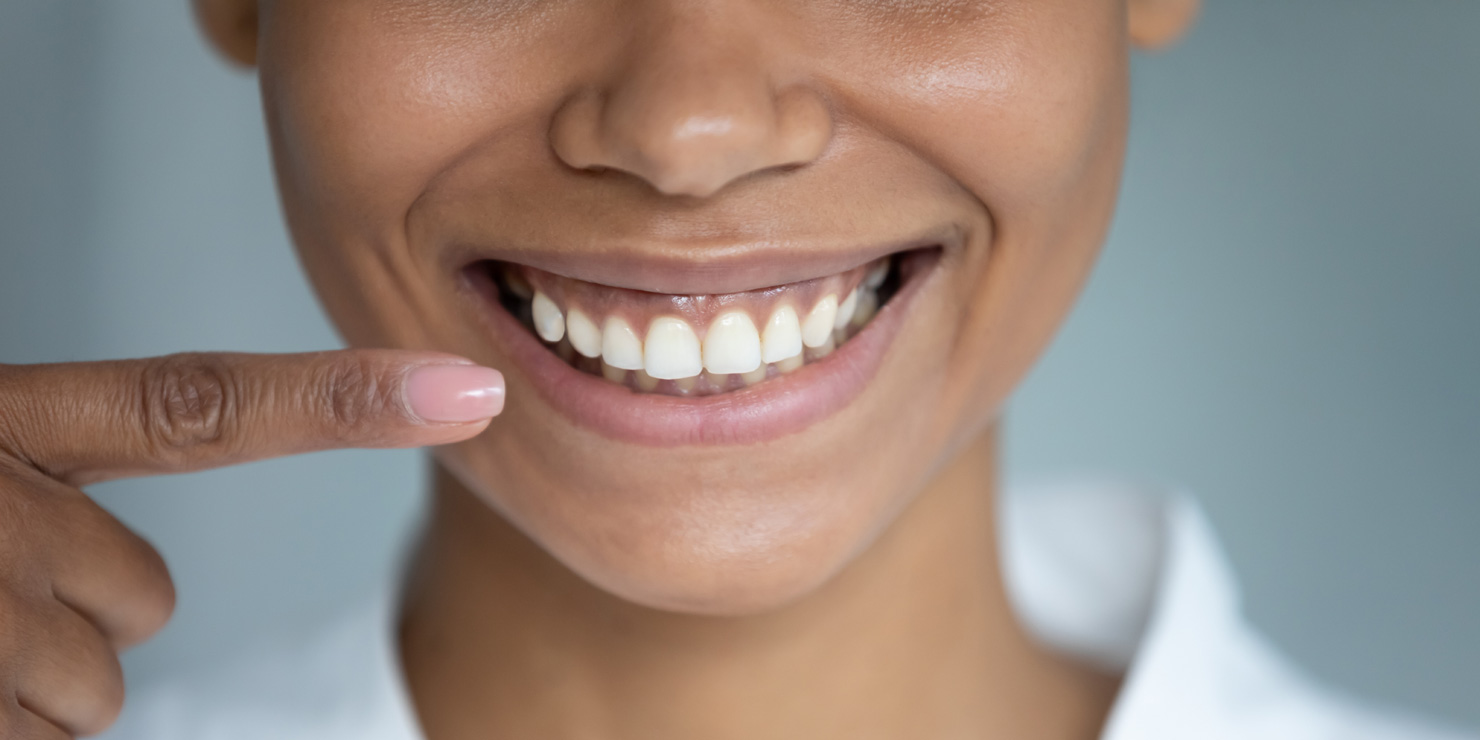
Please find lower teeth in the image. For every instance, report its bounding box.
[496,257,902,397]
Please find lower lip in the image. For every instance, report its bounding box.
[465,256,937,447]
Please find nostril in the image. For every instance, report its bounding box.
[548,67,834,198]
[548,91,608,172]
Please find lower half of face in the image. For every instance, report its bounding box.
[258,0,1130,614]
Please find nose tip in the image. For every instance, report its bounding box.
[550,59,832,198]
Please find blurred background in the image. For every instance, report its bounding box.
[2,0,1477,729]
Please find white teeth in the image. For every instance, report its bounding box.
[535,273,887,392]
[802,294,838,348]
[810,333,837,359]
[835,289,859,330]
[532,292,565,343]
[602,317,645,370]
[644,317,703,379]
[702,311,762,374]
[761,305,803,363]
[566,308,602,358]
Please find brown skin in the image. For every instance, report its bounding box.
[193,0,1195,738]
[200,0,1197,611]
[0,351,500,738]
[4,1,1203,739]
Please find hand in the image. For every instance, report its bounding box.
[0,350,504,738]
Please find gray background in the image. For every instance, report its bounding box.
[2,0,1477,730]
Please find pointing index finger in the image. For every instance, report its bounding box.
[0,350,504,486]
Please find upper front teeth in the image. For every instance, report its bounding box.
[702,312,762,374]
[601,316,645,370]
[645,316,703,379]
[525,270,883,383]
[761,305,803,363]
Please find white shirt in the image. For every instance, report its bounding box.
[104,482,1475,739]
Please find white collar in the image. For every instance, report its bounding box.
[1004,480,1464,739]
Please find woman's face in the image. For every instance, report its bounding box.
[241,0,1138,614]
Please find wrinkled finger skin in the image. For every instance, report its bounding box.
[0,349,501,736]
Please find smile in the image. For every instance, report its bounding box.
[487,252,901,395]
[462,244,943,445]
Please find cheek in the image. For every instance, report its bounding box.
[837,3,1127,225]
[257,3,581,346]
[432,429,917,614]
[830,5,1129,426]
[258,4,574,256]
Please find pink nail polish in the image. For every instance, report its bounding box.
[404,364,505,423]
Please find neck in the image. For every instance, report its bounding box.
[399,426,1118,740]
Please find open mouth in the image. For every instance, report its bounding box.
[461,243,942,445]
[474,249,928,398]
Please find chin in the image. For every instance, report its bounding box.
[434,410,926,616]
[558,510,866,617]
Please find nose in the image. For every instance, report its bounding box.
[550,12,833,199]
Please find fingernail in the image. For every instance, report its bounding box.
[404,364,505,423]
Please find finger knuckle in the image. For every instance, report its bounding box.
[45,618,127,737]
[100,526,177,646]
[38,610,126,737]
[54,498,176,646]
[138,354,239,457]
[75,654,126,736]
[317,357,396,433]
[123,542,176,641]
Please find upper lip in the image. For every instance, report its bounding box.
[450,224,962,295]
